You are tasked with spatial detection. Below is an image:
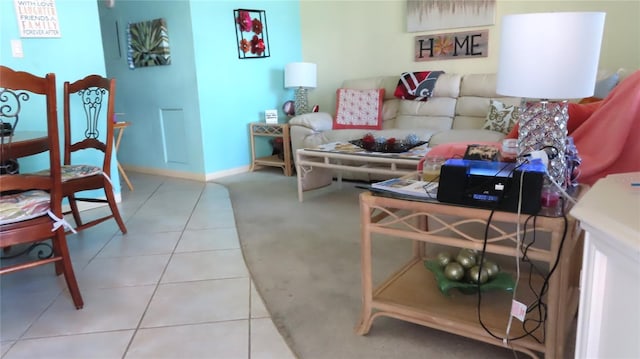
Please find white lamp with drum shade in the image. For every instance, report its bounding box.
[496,12,605,189]
[284,62,317,116]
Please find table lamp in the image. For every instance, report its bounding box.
[284,62,317,115]
[496,12,605,189]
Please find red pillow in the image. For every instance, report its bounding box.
[333,88,384,130]
[504,100,603,139]
[567,101,602,133]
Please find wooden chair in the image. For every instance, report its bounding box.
[0,66,83,309]
[43,75,127,234]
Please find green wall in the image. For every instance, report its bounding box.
[301,0,640,115]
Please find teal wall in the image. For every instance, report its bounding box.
[99,0,205,176]
[191,1,301,174]
[98,0,302,179]
[0,0,122,193]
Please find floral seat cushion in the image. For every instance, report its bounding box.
[36,165,102,182]
[0,190,50,225]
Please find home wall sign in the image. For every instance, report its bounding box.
[414,30,488,62]
[13,0,61,38]
[407,0,496,32]
[234,9,270,59]
[127,18,171,69]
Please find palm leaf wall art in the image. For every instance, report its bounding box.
[127,18,171,69]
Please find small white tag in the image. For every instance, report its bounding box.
[511,300,527,322]
[265,109,278,124]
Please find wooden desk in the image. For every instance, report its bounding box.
[357,191,585,358]
[113,122,133,191]
[0,131,48,160]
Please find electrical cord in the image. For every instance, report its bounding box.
[421,174,440,200]
[474,158,571,352]
[475,164,525,344]
[503,165,526,353]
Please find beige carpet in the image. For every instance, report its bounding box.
[217,169,522,359]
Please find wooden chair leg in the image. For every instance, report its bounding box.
[104,185,127,234]
[68,194,83,227]
[53,230,83,309]
[51,239,63,276]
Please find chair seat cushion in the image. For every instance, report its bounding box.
[35,165,102,182]
[0,190,50,225]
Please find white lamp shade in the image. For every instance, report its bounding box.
[496,12,605,99]
[284,62,317,89]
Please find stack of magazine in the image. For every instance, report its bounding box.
[370,178,438,198]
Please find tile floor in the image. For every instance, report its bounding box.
[0,173,297,359]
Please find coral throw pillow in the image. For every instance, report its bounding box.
[504,100,603,139]
[333,88,384,130]
[483,100,519,134]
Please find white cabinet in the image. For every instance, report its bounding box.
[570,172,640,359]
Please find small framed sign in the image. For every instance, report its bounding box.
[265,109,278,124]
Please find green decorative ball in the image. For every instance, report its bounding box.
[436,252,452,267]
[483,261,500,279]
[444,262,465,281]
[468,265,490,284]
[455,250,476,269]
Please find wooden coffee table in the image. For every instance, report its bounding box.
[295,142,429,201]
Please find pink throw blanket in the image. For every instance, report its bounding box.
[572,70,640,185]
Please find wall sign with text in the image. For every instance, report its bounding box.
[414,30,488,62]
[13,0,61,38]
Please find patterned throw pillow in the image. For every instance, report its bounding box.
[333,88,385,130]
[483,100,520,134]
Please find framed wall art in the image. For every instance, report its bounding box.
[234,9,270,59]
[127,18,171,69]
[407,0,496,32]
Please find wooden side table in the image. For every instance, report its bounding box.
[357,190,586,358]
[114,121,134,191]
[249,122,293,176]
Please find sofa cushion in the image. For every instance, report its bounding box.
[429,129,505,147]
[333,88,384,130]
[394,97,456,130]
[482,99,519,134]
[459,73,499,97]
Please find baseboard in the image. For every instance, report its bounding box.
[205,166,249,181]
[122,164,250,182]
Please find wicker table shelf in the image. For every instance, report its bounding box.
[357,190,586,358]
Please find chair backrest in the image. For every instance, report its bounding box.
[0,66,62,215]
[63,75,116,176]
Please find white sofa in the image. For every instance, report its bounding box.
[289,73,520,162]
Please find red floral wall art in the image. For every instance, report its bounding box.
[234,9,270,59]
